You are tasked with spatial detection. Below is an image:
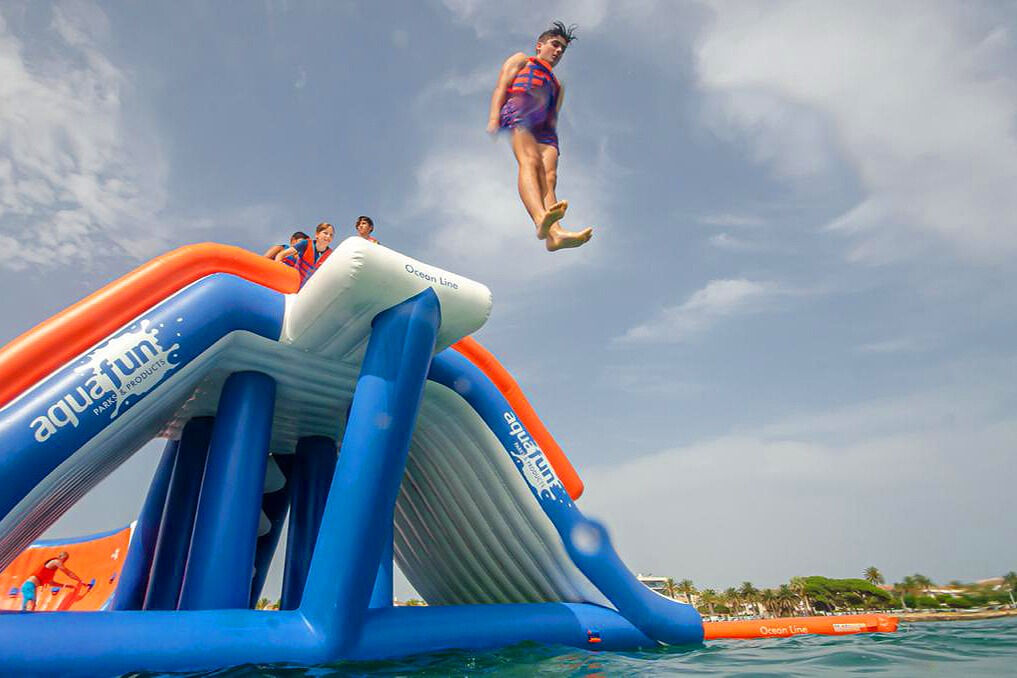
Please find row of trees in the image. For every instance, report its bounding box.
[654,568,1017,617]
[657,577,826,617]
[255,569,1017,613]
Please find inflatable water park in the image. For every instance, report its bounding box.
[0,239,897,674]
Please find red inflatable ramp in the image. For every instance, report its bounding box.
[0,526,132,611]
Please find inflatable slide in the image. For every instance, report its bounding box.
[0,238,707,674]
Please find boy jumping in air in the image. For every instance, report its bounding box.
[487,21,593,251]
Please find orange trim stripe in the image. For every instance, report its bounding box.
[451,336,584,500]
[703,614,899,639]
[0,244,299,409]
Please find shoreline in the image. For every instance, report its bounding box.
[702,608,1017,624]
[897,608,1017,622]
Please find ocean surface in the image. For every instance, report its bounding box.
[131,617,1017,677]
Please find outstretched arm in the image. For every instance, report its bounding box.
[274,246,297,262]
[263,244,285,259]
[57,564,83,584]
[487,52,528,134]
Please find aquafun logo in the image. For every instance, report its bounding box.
[29,319,180,443]
[503,411,567,503]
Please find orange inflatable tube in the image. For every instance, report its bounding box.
[0,526,132,611]
[452,336,584,500]
[703,614,899,639]
[0,244,299,410]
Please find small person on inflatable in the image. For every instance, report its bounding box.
[275,222,335,288]
[21,551,84,611]
[355,215,379,244]
[263,231,310,267]
[487,21,592,251]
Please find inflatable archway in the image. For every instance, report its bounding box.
[0,239,706,674]
[0,239,896,673]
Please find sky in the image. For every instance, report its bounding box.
[1,0,1016,601]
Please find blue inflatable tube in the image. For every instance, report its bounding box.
[428,349,704,646]
[109,439,177,610]
[350,602,653,659]
[0,271,702,674]
[299,289,442,656]
[0,274,285,566]
[0,609,319,675]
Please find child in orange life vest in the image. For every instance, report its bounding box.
[355,215,379,244]
[274,222,334,288]
[263,230,310,267]
[487,21,592,252]
[21,551,84,611]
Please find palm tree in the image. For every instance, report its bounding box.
[892,581,909,611]
[789,577,813,615]
[739,582,761,616]
[864,566,885,586]
[902,574,933,609]
[776,584,799,617]
[660,577,680,600]
[912,573,934,603]
[902,575,921,609]
[1002,572,1017,608]
[760,588,779,617]
[698,589,719,617]
[723,587,741,617]
[678,579,697,605]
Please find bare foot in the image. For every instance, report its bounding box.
[536,200,568,240]
[545,224,593,251]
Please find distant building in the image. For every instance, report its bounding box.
[637,575,669,594]
[975,577,1004,588]
[927,586,965,595]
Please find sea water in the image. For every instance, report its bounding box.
[129,617,1017,677]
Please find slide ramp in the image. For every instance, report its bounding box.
[0,238,701,673]
[0,525,132,611]
[0,238,486,569]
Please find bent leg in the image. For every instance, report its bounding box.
[21,581,36,611]
[539,143,593,251]
[511,129,566,239]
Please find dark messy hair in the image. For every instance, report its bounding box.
[355,215,374,228]
[538,21,577,45]
[290,231,309,242]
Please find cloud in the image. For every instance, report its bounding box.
[598,363,706,398]
[0,1,168,271]
[441,0,612,38]
[698,213,766,228]
[403,123,609,288]
[697,87,837,181]
[854,337,925,355]
[434,66,494,97]
[391,28,409,49]
[579,380,1017,588]
[617,278,782,344]
[708,232,761,251]
[695,1,1017,264]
